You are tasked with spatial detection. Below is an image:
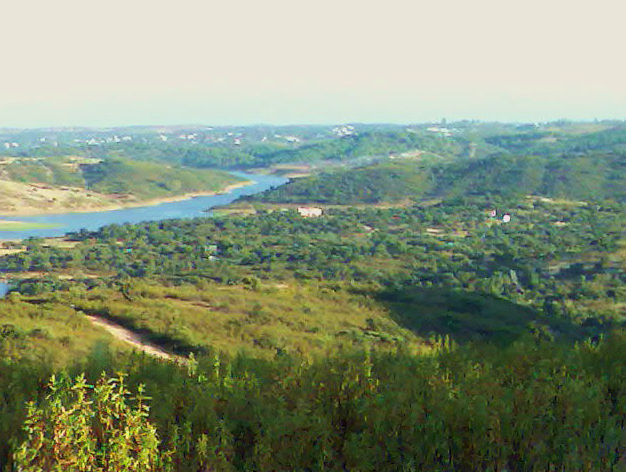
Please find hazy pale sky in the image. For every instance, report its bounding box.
[1,0,624,127]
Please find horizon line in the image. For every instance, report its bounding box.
[1,118,625,131]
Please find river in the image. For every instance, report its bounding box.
[0,282,11,297]
[0,172,287,240]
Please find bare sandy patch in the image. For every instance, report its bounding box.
[85,314,177,361]
[0,248,22,256]
[0,179,253,216]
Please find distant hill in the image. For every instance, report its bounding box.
[241,146,626,206]
[3,122,626,172]
[1,127,475,169]
[479,124,626,157]
[432,151,626,202]
[80,158,241,199]
[244,160,435,204]
[0,156,244,215]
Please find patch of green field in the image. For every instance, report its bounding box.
[0,221,61,231]
[211,207,257,216]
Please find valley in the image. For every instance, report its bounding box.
[3,121,626,471]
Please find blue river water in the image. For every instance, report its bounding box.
[0,172,287,240]
[0,282,11,297]
[0,281,11,294]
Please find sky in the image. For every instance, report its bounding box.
[0,0,624,127]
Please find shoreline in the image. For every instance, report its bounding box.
[0,180,255,217]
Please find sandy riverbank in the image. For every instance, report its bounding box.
[0,180,254,217]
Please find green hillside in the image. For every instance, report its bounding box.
[0,157,86,187]
[81,158,242,199]
[251,130,465,163]
[6,332,626,471]
[0,278,428,366]
[241,148,626,206]
[0,156,244,200]
[433,151,626,202]
[245,160,434,204]
[4,129,467,169]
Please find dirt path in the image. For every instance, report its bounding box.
[85,314,181,362]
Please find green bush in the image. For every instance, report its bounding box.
[13,373,165,472]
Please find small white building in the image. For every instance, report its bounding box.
[298,207,323,218]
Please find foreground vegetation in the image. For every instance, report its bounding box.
[5,334,626,471]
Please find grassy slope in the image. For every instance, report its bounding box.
[3,268,590,368]
[1,158,86,187]
[82,159,243,199]
[244,160,434,205]
[0,294,132,367]
[433,152,626,202]
[0,157,244,200]
[1,279,434,366]
[242,149,626,207]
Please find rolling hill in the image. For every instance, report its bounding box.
[0,156,245,215]
[240,147,626,207]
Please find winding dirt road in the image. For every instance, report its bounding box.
[85,314,180,362]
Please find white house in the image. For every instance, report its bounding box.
[297,207,323,218]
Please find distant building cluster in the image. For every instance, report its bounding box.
[82,135,132,145]
[426,127,453,137]
[273,134,301,143]
[332,125,356,137]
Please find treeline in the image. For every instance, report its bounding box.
[142,131,466,169]
[5,123,626,173]
[2,131,470,170]
[5,334,626,471]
